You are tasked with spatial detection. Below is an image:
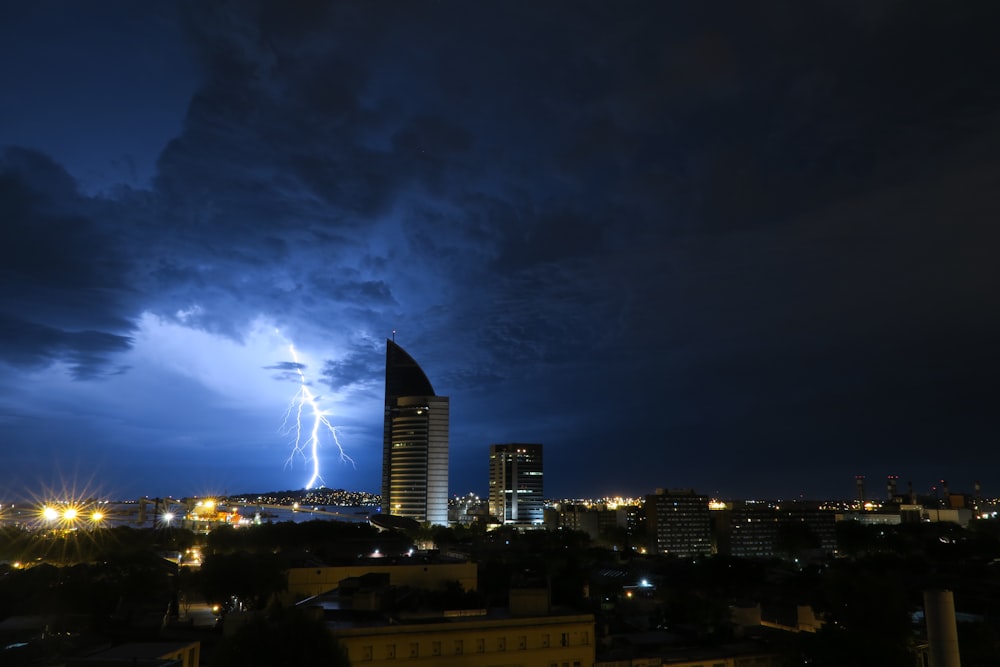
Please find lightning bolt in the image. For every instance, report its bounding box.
[280,343,354,489]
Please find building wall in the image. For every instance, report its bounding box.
[596,655,781,667]
[286,562,478,599]
[334,612,595,667]
[489,443,544,527]
[718,502,837,559]
[547,505,625,540]
[424,396,450,526]
[922,507,973,527]
[646,490,711,557]
[381,340,448,525]
[385,395,450,525]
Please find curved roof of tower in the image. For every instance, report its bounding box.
[385,339,436,401]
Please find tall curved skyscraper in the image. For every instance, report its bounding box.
[382,339,449,525]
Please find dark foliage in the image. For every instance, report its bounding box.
[211,606,350,667]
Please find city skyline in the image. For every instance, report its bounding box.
[1,2,999,500]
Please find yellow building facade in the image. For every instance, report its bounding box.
[286,561,478,599]
[333,611,595,667]
[596,656,779,667]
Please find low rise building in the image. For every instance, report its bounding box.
[333,610,595,667]
[286,560,478,600]
[596,635,782,667]
[306,575,594,667]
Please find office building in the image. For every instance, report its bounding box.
[716,501,837,559]
[489,443,544,527]
[544,502,628,541]
[645,489,711,557]
[382,339,449,525]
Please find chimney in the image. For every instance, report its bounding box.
[924,589,961,667]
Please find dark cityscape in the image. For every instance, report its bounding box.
[2,1,1000,665]
[2,331,998,666]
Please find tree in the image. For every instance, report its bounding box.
[212,605,350,667]
[200,552,286,611]
[797,565,913,667]
[776,521,820,561]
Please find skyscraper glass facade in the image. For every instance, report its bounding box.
[489,443,544,527]
[382,340,449,525]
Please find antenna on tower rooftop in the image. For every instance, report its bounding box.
[392,329,396,342]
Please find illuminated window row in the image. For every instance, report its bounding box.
[353,629,589,661]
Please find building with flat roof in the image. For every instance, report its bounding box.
[332,609,594,667]
[382,340,449,526]
[646,489,711,557]
[489,443,544,528]
[306,578,594,667]
[286,560,478,600]
[715,501,837,559]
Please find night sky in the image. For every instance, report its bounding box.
[1,1,998,501]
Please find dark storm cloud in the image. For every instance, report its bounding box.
[0,148,135,378]
[321,346,383,393]
[0,314,132,380]
[327,280,396,306]
[264,361,305,372]
[264,361,307,384]
[652,2,1000,235]
[154,2,999,470]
